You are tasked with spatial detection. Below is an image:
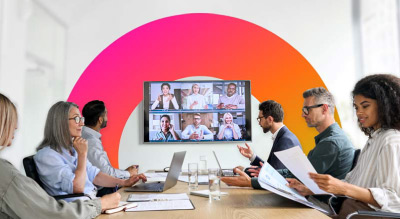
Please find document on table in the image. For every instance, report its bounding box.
[257,163,330,214]
[125,193,194,212]
[274,146,330,195]
[144,172,168,182]
[127,193,189,202]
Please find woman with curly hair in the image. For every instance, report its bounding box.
[288,74,400,218]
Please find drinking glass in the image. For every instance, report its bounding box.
[199,155,207,175]
[208,168,221,201]
[188,163,198,190]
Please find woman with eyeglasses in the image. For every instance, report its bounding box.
[289,74,400,218]
[34,101,147,201]
[0,94,122,218]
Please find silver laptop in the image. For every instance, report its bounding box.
[213,151,236,177]
[125,151,186,192]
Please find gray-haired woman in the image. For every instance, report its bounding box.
[34,101,146,201]
[0,93,120,219]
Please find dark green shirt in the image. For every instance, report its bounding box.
[252,123,355,189]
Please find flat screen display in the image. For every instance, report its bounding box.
[143,80,251,143]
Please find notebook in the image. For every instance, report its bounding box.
[213,151,236,177]
[125,151,186,192]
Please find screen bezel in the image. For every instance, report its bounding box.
[143,80,252,143]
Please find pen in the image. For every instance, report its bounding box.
[115,184,119,192]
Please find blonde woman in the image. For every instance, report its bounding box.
[186,83,208,109]
[217,113,241,140]
[0,93,120,219]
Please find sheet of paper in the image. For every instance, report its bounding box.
[257,161,306,201]
[257,164,330,214]
[144,172,168,182]
[274,146,329,195]
[178,175,209,183]
[125,200,194,212]
[127,193,189,202]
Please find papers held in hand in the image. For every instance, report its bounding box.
[104,202,138,214]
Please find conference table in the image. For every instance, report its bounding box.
[98,179,329,219]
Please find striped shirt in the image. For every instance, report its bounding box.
[344,129,400,212]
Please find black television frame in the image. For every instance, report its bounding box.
[143,80,252,143]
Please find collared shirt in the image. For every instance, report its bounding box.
[153,130,176,141]
[0,158,101,219]
[344,129,400,212]
[278,123,354,180]
[34,146,100,202]
[186,94,207,109]
[217,123,242,140]
[82,126,130,179]
[217,94,245,109]
[181,125,213,140]
[250,125,285,162]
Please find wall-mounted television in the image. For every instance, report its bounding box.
[143,80,251,143]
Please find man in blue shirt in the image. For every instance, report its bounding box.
[181,113,213,140]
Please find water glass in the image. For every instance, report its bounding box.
[208,168,221,201]
[199,155,207,175]
[188,163,198,190]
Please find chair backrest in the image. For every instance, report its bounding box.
[351,149,361,171]
[23,155,44,188]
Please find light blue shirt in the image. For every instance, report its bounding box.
[218,123,242,140]
[34,146,100,202]
[181,124,213,140]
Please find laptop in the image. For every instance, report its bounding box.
[213,151,237,177]
[125,151,186,192]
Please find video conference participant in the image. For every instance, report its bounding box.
[34,101,147,201]
[151,82,179,110]
[153,114,181,141]
[185,83,208,109]
[221,100,301,187]
[181,113,213,140]
[289,74,400,217]
[217,112,242,140]
[0,93,121,218]
[216,83,245,109]
[82,100,141,197]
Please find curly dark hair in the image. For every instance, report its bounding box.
[352,74,400,136]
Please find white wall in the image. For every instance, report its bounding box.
[1,0,363,172]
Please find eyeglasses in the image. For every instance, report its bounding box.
[302,104,324,115]
[257,116,265,123]
[69,116,85,124]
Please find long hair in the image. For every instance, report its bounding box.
[37,101,79,153]
[352,74,400,136]
[0,93,18,147]
[223,113,236,126]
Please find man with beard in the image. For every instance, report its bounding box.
[82,100,139,196]
[222,100,301,188]
[216,83,245,109]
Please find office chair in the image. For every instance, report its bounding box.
[23,155,91,200]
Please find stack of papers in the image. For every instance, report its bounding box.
[126,193,195,212]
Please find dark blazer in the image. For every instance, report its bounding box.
[250,126,301,170]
